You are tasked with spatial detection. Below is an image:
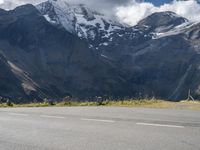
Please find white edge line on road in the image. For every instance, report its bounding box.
[136,122,184,128]
[81,118,115,123]
[9,113,29,116]
[40,115,65,119]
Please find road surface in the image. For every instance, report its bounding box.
[0,107,200,150]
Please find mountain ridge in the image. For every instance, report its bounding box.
[0,2,200,102]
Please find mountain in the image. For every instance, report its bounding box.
[0,1,200,102]
[36,0,124,49]
[0,4,100,102]
[92,11,200,100]
[0,3,132,102]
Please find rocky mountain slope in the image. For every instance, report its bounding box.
[0,0,200,102]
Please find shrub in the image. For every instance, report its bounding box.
[0,96,3,104]
[62,100,72,106]
[43,98,55,106]
[6,99,13,107]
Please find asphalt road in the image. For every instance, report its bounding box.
[0,107,200,150]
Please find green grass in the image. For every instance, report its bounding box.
[0,99,200,110]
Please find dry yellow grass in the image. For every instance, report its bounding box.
[0,100,200,110]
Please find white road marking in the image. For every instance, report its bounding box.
[9,113,29,116]
[40,115,65,119]
[81,118,115,123]
[136,122,184,128]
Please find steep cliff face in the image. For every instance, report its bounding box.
[0,4,98,101]
[0,53,27,102]
[0,2,200,101]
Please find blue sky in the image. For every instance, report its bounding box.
[146,0,173,6]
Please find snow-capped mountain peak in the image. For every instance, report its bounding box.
[137,11,188,30]
[37,0,76,32]
[132,11,191,39]
[37,0,124,43]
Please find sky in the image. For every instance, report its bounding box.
[0,0,200,26]
[117,0,200,25]
[0,0,174,10]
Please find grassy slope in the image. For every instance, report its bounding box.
[0,100,200,110]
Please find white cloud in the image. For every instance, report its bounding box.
[0,0,130,11]
[0,0,4,5]
[1,0,200,27]
[0,0,45,10]
[116,0,200,26]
